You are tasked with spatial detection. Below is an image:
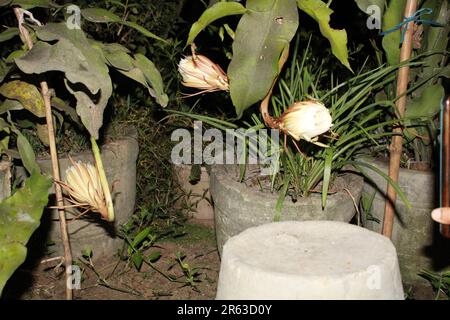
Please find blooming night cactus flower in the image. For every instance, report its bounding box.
[178,55,229,93]
[58,159,111,221]
[278,100,332,147]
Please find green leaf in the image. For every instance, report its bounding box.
[381,0,406,65]
[51,96,81,125]
[187,1,247,45]
[82,247,93,259]
[5,49,26,63]
[0,28,19,43]
[103,48,134,71]
[10,0,55,9]
[297,0,351,71]
[132,251,143,270]
[0,1,12,7]
[0,171,52,296]
[80,8,122,23]
[0,60,9,83]
[228,0,299,117]
[16,131,39,174]
[322,149,333,208]
[147,251,161,263]
[352,160,412,209]
[275,174,291,222]
[0,99,24,114]
[419,0,449,80]
[118,54,168,107]
[81,8,166,43]
[36,123,49,146]
[121,21,167,43]
[132,227,151,248]
[405,84,444,119]
[15,23,113,139]
[0,81,45,117]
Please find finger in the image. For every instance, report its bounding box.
[431,207,450,225]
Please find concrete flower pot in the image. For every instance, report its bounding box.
[210,165,364,255]
[361,158,450,286]
[32,126,139,259]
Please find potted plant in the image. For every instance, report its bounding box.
[0,0,168,297]
[356,0,450,286]
[174,0,410,254]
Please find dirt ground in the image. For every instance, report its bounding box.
[2,218,440,300]
[3,220,220,300]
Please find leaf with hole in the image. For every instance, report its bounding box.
[228,0,299,117]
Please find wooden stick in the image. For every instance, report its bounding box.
[439,96,450,237]
[382,0,418,238]
[13,7,73,300]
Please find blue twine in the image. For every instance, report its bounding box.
[380,8,445,45]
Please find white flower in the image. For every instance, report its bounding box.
[278,100,332,146]
[178,55,229,92]
[58,159,110,221]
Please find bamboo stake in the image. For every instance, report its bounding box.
[382,0,418,239]
[13,7,73,300]
[438,96,450,237]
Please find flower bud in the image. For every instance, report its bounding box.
[279,100,332,142]
[178,55,229,92]
[59,160,109,221]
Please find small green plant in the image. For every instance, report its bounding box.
[78,248,143,296]
[172,251,203,292]
[419,269,450,299]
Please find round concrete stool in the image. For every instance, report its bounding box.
[216,221,404,300]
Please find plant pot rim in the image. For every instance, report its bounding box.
[210,164,364,208]
[360,156,434,176]
[37,125,138,161]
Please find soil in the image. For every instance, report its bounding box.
[2,220,221,300]
[1,217,441,300]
